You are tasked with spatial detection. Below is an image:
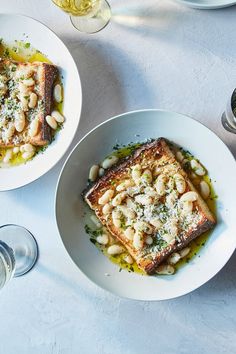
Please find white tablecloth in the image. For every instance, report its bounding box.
[0,0,236,353]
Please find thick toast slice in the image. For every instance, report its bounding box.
[0,58,58,147]
[84,138,216,274]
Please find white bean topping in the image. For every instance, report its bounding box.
[98,168,105,177]
[22,78,35,87]
[3,149,13,163]
[96,234,109,245]
[133,231,144,250]
[14,111,25,132]
[101,155,118,169]
[140,169,152,185]
[5,123,15,140]
[23,143,35,153]
[156,264,175,275]
[22,151,35,160]
[28,92,38,109]
[13,147,20,154]
[116,179,133,192]
[112,209,122,228]
[154,174,167,195]
[162,233,175,244]
[29,118,39,137]
[53,84,62,103]
[134,221,153,234]
[124,227,135,240]
[190,159,205,176]
[111,191,127,207]
[107,244,124,256]
[123,254,134,264]
[51,110,65,123]
[182,201,193,215]
[90,215,102,228]
[46,115,57,130]
[118,205,136,219]
[176,150,184,162]
[199,180,210,200]
[180,191,198,203]
[89,165,99,182]
[167,252,181,265]
[131,164,141,185]
[98,189,114,205]
[174,173,186,194]
[179,247,190,258]
[135,194,152,205]
[149,218,162,229]
[145,236,153,245]
[102,203,113,215]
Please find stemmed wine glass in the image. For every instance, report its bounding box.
[0,225,38,290]
[222,89,236,134]
[52,0,111,34]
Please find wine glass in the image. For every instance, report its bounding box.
[221,89,236,134]
[52,0,111,34]
[0,225,38,290]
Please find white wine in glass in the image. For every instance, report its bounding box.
[0,225,38,291]
[52,0,111,33]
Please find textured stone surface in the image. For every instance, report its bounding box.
[0,0,236,353]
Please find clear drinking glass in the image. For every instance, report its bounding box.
[52,0,111,34]
[221,89,236,134]
[0,225,38,290]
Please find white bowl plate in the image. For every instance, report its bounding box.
[175,0,236,9]
[0,14,82,191]
[56,110,236,301]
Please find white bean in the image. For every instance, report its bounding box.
[156,264,175,275]
[46,115,57,130]
[102,203,113,215]
[28,92,38,109]
[111,192,127,207]
[134,221,153,234]
[22,78,35,87]
[20,95,29,112]
[176,150,184,162]
[174,173,186,194]
[23,143,35,153]
[153,165,162,176]
[112,209,122,228]
[190,159,205,176]
[131,164,141,185]
[14,111,25,132]
[13,147,20,154]
[140,169,152,185]
[133,231,144,250]
[135,194,152,205]
[182,201,193,215]
[51,110,64,123]
[107,244,124,256]
[145,236,153,245]
[5,123,15,140]
[179,247,190,258]
[101,155,119,169]
[123,254,134,264]
[199,180,210,200]
[29,118,39,137]
[165,191,178,208]
[96,234,109,245]
[180,191,198,203]
[22,151,35,160]
[15,67,34,79]
[116,179,133,192]
[98,168,105,177]
[118,205,136,219]
[89,165,99,182]
[3,149,13,163]
[155,174,167,196]
[90,215,102,228]
[124,227,135,240]
[162,233,175,244]
[149,218,162,229]
[167,252,181,265]
[53,84,62,103]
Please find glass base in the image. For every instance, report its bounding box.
[70,0,111,33]
[0,225,38,277]
[221,112,236,134]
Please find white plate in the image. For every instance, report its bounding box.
[0,14,82,191]
[55,110,236,301]
[175,0,236,9]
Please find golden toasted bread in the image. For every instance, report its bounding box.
[0,58,58,147]
[84,138,216,274]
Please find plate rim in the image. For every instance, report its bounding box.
[55,108,236,301]
[174,0,236,9]
[0,13,82,191]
